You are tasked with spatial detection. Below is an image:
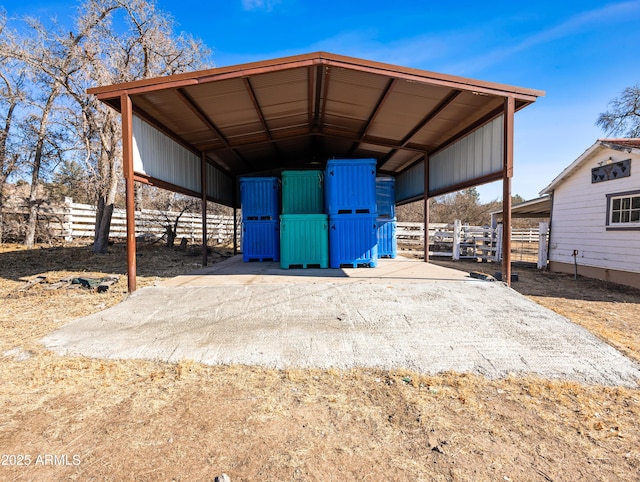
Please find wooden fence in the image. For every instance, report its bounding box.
[2,200,549,267]
[397,221,549,268]
[2,198,238,245]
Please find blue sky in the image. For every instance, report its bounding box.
[5,0,640,202]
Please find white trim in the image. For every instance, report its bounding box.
[608,191,640,227]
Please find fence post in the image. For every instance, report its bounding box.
[424,224,429,256]
[63,197,74,242]
[537,222,549,269]
[495,224,503,262]
[452,219,461,260]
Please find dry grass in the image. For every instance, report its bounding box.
[1,242,639,481]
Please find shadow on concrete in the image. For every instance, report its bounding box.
[162,254,475,288]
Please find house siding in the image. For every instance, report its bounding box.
[548,146,640,279]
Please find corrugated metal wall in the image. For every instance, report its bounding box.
[395,116,504,203]
[395,161,424,203]
[429,116,504,193]
[132,115,233,206]
[206,163,233,205]
[132,115,200,193]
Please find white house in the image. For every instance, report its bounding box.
[540,138,640,289]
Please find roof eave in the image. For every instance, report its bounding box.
[87,51,545,102]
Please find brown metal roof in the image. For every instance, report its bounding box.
[89,51,544,178]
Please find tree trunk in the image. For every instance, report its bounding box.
[92,125,120,254]
[25,88,58,248]
[165,224,176,247]
[24,180,39,247]
[93,196,114,253]
[134,181,143,211]
[0,167,9,246]
[25,153,43,246]
[0,110,15,245]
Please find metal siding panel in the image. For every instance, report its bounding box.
[481,122,492,174]
[132,115,201,193]
[492,116,504,173]
[396,161,424,203]
[206,163,233,204]
[429,117,504,193]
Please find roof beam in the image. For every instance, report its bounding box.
[175,88,230,147]
[317,66,331,132]
[203,128,432,156]
[307,66,315,129]
[354,134,432,153]
[312,65,324,129]
[243,77,281,158]
[401,89,462,148]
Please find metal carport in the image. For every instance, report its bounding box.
[87,51,544,292]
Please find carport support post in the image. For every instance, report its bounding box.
[423,155,429,263]
[502,96,515,287]
[121,93,136,293]
[200,152,208,267]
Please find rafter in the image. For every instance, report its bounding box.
[317,66,331,132]
[243,77,280,158]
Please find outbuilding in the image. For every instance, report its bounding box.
[540,138,640,288]
[88,52,544,291]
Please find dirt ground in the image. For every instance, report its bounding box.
[1,242,640,481]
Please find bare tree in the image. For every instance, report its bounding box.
[1,0,211,250]
[429,188,486,225]
[596,84,640,137]
[65,0,211,252]
[0,5,118,247]
[159,195,199,248]
[0,50,25,243]
[396,189,531,227]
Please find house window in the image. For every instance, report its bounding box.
[607,190,640,230]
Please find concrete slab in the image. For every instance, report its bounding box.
[161,253,470,287]
[43,256,640,387]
